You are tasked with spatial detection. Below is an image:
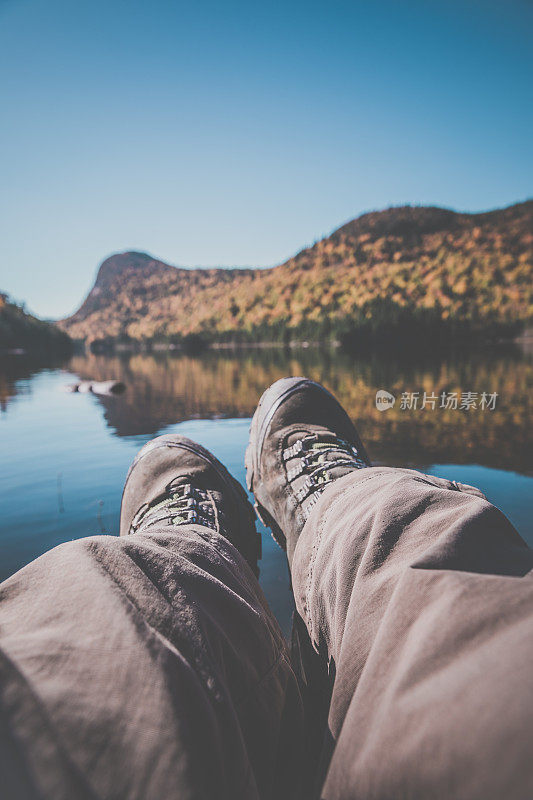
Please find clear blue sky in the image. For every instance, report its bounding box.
[1,0,531,319]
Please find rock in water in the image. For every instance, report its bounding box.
[90,381,126,396]
[64,380,126,396]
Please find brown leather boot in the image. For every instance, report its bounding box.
[246,377,370,564]
[121,434,261,575]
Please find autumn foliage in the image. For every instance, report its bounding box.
[59,201,533,348]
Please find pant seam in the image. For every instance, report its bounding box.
[304,470,390,638]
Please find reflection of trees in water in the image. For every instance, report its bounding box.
[67,347,533,474]
[0,354,68,412]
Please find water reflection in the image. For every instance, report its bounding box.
[0,347,531,633]
[58,347,533,474]
[0,355,66,412]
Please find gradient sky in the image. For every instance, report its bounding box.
[1,0,532,319]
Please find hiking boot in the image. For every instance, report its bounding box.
[245,377,370,562]
[120,434,261,576]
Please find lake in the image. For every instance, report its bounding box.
[1,346,532,637]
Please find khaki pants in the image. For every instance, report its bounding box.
[1,468,532,799]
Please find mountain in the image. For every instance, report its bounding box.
[59,201,533,348]
[0,294,72,356]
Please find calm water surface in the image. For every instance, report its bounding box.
[1,347,532,636]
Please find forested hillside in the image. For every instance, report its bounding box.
[0,294,72,355]
[59,201,533,349]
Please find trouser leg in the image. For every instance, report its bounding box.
[291,467,533,800]
[0,526,304,800]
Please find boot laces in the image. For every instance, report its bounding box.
[283,432,368,515]
[130,481,217,534]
